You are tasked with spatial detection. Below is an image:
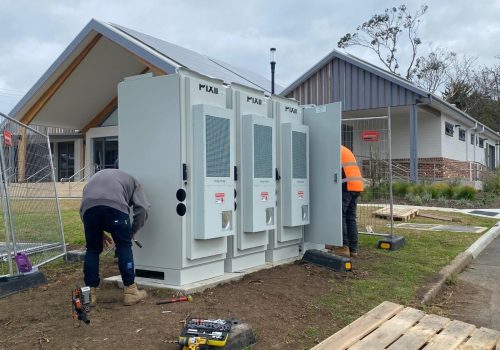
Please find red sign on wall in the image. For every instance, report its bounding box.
[3,130,12,146]
[361,130,380,142]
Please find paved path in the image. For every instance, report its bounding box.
[446,233,500,331]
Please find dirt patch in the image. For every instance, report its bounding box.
[428,280,485,321]
[0,256,369,350]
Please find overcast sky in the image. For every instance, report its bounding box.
[1,0,499,113]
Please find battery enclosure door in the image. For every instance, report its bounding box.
[303,102,342,246]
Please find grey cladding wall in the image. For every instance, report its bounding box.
[287,58,421,111]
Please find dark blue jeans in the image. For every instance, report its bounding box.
[342,191,360,252]
[83,206,135,287]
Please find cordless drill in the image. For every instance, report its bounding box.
[71,286,91,324]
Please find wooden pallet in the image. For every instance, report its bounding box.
[374,207,419,222]
[311,301,500,350]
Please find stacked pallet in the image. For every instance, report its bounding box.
[311,301,499,350]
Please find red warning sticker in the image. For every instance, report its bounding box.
[261,192,269,202]
[3,130,12,146]
[215,192,225,204]
[297,190,304,200]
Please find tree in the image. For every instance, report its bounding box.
[338,4,428,79]
[443,57,500,131]
[413,48,456,93]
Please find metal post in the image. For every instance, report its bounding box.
[388,107,394,238]
[47,135,67,255]
[409,104,418,182]
[0,152,13,275]
[0,126,18,270]
[270,48,276,95]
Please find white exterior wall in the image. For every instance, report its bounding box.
[416,112,442,158]
[390,114,411,159]
[441,115,469,162]
[466,132,490,166]
[391,112,441,160]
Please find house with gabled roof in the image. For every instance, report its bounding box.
[281,49,500,184]
[8,19,279,181]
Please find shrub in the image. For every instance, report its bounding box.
[430,182,450,199]
[404,192,414,202]
[413,194,423,206]
[421,191,432,203]
[392,181,411,197]
[483,169,500,193]
[452,185,476,200]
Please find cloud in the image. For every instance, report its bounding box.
[1,0,499,113]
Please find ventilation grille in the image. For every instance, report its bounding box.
[254,124,272,178]
[206,115,230,177]
[292,131,307,179]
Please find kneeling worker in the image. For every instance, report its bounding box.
[80,168,151,306]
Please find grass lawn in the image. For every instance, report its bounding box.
[309,209,498,329]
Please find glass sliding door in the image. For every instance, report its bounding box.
[58,142,75,180]
[93,137,118,171]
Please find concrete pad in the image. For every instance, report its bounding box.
[393,223,486,233]
[104,256,300,294]
[466,209,500,219]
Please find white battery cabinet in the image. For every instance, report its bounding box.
[265,96,308,263]
[118,69,235,286]
[224,84,275,273]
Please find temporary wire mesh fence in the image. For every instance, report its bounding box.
[342,115,394,236]
[0,112,65,277]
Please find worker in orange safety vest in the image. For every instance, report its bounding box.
[330,145,364,258]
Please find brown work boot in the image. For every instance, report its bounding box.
[333,246,351,258]
[90,287,97,307]
[123,283,148,306]
[325,244,334,251]
[350,251,358,258]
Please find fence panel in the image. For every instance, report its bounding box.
[0,112,65,277]
[342,115,394,235]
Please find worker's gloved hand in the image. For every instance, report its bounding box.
[103,233,114,249]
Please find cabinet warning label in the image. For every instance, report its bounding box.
[261,192,269,202]
[215,192,225,204]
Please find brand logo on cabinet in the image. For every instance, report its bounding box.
[285,106,298,114]
[246,96,262,105]
[215,192,225,204]
[199,84,219,94]
[297,190,304,200]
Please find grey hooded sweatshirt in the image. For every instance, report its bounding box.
[80,169,151,234]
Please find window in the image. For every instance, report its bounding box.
[459,128,466,142]
[471,133,475,145]
[445,122,454,137]
[479,138,485,148]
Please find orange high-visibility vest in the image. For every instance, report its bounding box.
[341,146,363,192]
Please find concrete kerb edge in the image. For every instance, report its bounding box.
[421,220,500,305]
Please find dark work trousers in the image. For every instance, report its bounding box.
[83,206,135,287]
[342,191,360,252]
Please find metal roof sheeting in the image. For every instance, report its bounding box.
[110,23,279,94]
[10,19,277,119]
[282,49,499,136]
